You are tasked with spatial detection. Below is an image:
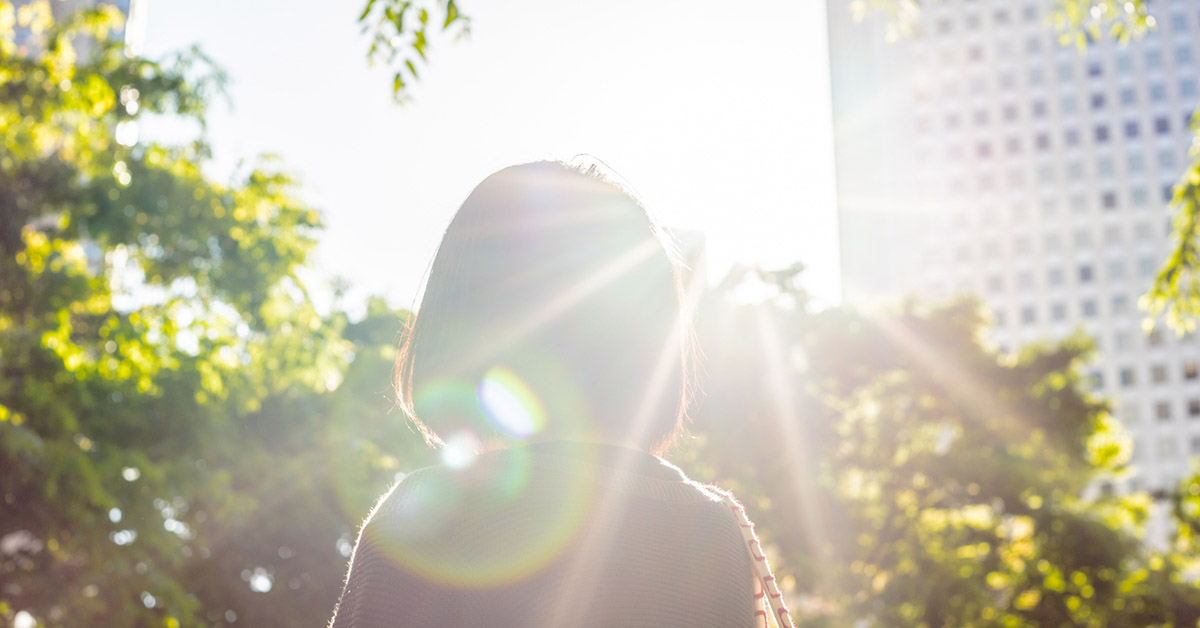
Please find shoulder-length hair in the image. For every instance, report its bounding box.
[395,161,694,455]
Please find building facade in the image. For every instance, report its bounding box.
[827,0,1200,496]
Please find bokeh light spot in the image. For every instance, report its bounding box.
[441,431,481,469]
[479,366,546,439]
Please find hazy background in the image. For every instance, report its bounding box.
[143,0,841,312]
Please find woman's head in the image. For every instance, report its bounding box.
[396,161,693,454]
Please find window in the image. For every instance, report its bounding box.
[1135,222,1153,242]
[1087,61,1103,77]
[1130,187,1149,206]
[1155,401,1172,421]
[1128,153,1145,174]
[976,142,992,159]
[1147,328,1164,347]
[1184,361,1198,380]
[994,309,1007,327]
[1035,133,1051,150]
[1048,267,1064,285]
[1112,294,1129,314]
[1081,299,1097,318]
[1037,165,1054,183]
[987,275,1005,292]
[1151,364,1168,384]
[1193,436,1200,453]
[1120,402,1139,424]
[1124,120,1139,138]
[1094,125,1110,142]
[1003,104,1018,121]
[1097,157,1114,176]
[1139,257,1157,279]
[1108,259,1125,280]
[1163,184,1175,203]
[1005,137,1022,154]
[1176,46,1193,65]
[1032,100,1047,118]
[1079,265,1094,283]
[1051,302,1067,321]
[1120,86,1136,105]
[1091,93,1105,109]
[1104,225,1121,244]
[1057,62,1074,81]
[1101,192,1117,209]
[1023,5,1037,22]
[1182,79,1198,99]
[1021,306,1037,324]
[1189,399,1200,418]
[973,109,989,126]
[1157,149,1175,170]
[1170,13,1189,31]
[1017,271,1034,289]
[1115,331,1131,350]
[936,18,953,34]
[1029,67,1044,85]
[1064,128,1080,146]
[1013,236,1031,254]
[1155,116,1170,135]
[1150,83,1167,102]
[945,112,960,129]
[965,14,981,30]
[1026,37,1042,54]
[1146,49,1163,69]
[1116,53,1133,73]
[1074,230,1091,247]
[1061,96,1077,115]
[1120,367,1137,387]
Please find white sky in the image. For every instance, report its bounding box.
[143,0,841,313]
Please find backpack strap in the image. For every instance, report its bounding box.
[718,491,795,628]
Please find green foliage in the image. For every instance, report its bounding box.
[1143,110,1200,335]
[0,4,431,626]
[678,267,1200,627]
[358,0,469,102]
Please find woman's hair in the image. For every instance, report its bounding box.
[395,161,694,455]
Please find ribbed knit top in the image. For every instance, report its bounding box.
[328,442,756,628]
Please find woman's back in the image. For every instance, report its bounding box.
[329,442,755,628]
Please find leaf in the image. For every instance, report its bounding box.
[358,0,378,22]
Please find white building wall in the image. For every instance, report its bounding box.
[827,0,1200,502]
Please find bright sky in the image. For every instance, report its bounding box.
[143,0,840,313]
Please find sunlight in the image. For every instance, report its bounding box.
[542,254,708,625]
[437,236,663,380]
[751,304,827,566]
[478,366,547,439]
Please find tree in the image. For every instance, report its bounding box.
[357,0,469,103]
[0,4,431,626]
[677,266,1200,627]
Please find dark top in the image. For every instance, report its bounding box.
[328,442,756,627]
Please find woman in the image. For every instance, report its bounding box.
[329,161,788,628]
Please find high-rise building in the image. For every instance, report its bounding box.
[826,0,1200,497]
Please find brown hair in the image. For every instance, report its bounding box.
[394,161,694,455]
